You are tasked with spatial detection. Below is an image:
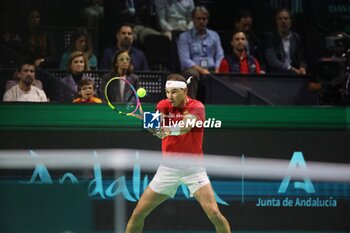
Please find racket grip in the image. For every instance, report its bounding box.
[169,125,181,136]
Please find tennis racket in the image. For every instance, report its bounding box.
[104,76,144,120]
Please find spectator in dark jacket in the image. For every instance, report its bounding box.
[100,23,148,71]
[265,8,307,74]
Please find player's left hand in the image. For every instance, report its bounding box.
[153,127,171,139]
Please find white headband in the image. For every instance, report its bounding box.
[166,81,187,89]
[165,76,193,89]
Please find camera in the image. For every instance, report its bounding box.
[315,32,350,105]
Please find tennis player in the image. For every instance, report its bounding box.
[125,73,231,233]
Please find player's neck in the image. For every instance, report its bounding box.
[177,97,188,109]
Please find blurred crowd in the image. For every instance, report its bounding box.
[1,0,346,104]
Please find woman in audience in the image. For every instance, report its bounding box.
[60,28,97,70]
[20,8,56,68]
[60,51,90,101]
[101,49,139,102]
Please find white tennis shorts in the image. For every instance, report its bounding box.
[149,165,210,198]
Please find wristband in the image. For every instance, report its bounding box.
[169,125,181,136]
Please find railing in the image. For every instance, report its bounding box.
[0,69,318,105]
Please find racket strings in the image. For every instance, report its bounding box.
[126,96,138,114]
[105,77,143,118]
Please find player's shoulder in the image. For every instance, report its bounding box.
[157,99,171,108]
[187,97,204,108]
[158,99,170,105]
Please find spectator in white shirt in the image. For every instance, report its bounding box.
[3,61,47,102]
[155,0,194,40]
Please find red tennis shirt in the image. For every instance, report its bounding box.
[156,97,205,157]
